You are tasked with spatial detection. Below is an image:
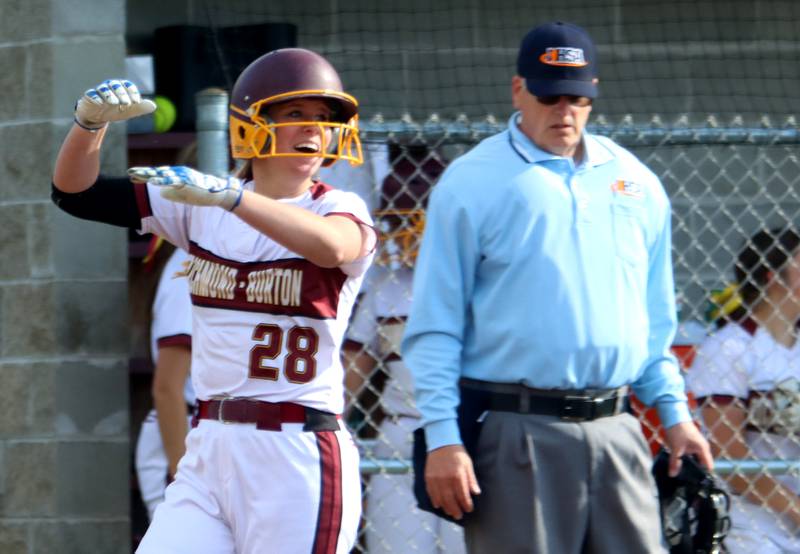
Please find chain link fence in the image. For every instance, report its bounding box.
[340,121,800,552]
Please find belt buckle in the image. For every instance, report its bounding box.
[217,398,232,424]
[561,395,593,421]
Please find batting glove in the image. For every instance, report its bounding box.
[74,79,156,131]
[128,166,244,211]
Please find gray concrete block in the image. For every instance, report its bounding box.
[0,284,58,358]
[0,280,126,357]
[0,364,51,437]
[49,208,128,280]
[0,0,51,42]
[31,520,129,554]
[100,125,128,171]
[52,0,125,35]
[0,520,28,554]
[0,358,126,437]
[55,441,128,517]
[0,48,26,121]
[0,124,55,202]
[26,43,57,122]
[0,206,30,281]
[28,203,54,280]
[53,281,128,355]
[54,360,128,437]
[49,40,126,121]
[0,442,57,516]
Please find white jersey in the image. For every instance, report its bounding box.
[150,248,195,406]
[688,322,800,482]
[138,179,374,414]
[687,322,800,551]
[346,265,418,417]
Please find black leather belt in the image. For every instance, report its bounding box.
[460,378,628,422]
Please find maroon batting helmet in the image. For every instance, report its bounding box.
[228,48,362,166]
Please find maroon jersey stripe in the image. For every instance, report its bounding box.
[156,334,191,349]
[187,243,348,319]
[134,181,152,218]
[325,212,378,254]
[325,211,366,225]
[310,181,334,199]
[312,431,343,554]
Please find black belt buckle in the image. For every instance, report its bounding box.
[560,395,599,421]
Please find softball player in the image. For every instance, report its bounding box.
[134,246,194,521]
[688,227,800,553]
[52,48,375,553]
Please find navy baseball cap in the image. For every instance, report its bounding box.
[517,21,598,99]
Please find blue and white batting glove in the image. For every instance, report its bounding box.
[127,165,243,211]
[74,79,156,131]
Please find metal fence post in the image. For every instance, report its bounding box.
[195,87,230,177]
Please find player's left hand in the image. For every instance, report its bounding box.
[663,421,714,477]
[128,166,243,211]
[74,79,156,130]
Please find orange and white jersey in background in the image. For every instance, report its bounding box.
[137,178,374,414]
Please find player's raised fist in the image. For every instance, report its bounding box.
[74,79,156,130]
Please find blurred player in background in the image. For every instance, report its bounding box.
[343,144,466,553]
[402,21,712,553]
[52,48,375,553]
[688,227,800,553]
[134,243,194,521]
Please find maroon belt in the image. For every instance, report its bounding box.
[195,399,340,432]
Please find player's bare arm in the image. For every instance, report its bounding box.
[234,191,375,267]
[425,444,481,520]
[53,125,109,192]
[152,344,191,478]
[54,80,155,193]
[126,164,375,268]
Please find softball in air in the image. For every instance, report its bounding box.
[153,95,177,133]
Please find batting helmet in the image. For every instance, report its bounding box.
[375,144,446,267]
[652,449,731,554]
[228,48,362,166]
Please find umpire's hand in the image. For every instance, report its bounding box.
[664,421,714,477]
[425,444,482,520]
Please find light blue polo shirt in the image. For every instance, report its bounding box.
[402,112,691,450]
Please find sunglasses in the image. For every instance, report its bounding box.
[535,95,593,107]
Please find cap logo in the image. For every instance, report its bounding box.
[539,47,588,67]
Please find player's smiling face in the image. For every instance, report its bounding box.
[511,75,593,159]
[265,98,334,171]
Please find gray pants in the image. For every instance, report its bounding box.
[465,411,668,554]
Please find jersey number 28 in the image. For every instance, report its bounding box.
[249,323,319,383]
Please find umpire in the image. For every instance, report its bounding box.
[402,20,713,554]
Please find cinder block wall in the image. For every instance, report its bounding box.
[0,1,130,552]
